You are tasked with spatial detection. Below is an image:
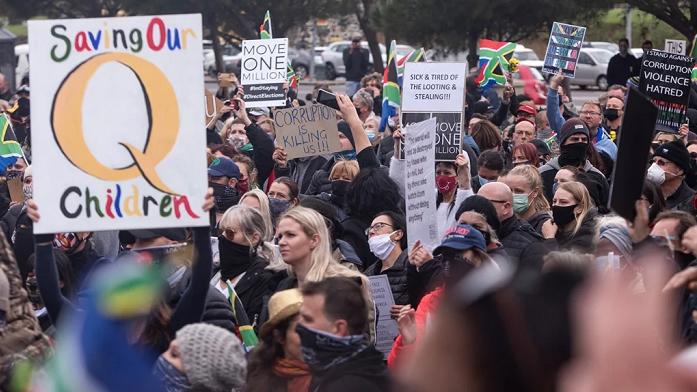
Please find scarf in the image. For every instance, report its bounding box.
[209,181,240,213]
[153,355,192,392]
[295,324,369,373]
[273,358,312,392]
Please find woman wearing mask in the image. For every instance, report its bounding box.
[501,165,552,235]
[212,205,284,330]
[247,289,311,392]
[542,181,597,253]
[306,122,358,195]
[511,142,541,167]
[240,190,274,242]
[364,211,410,306]
[318,160,359,220]
[364,117,381,148]
[268,177,300,223]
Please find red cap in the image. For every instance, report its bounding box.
[516,104,538,116]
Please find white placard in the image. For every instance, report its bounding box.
[29,14,208,233]
[665,39,687,55]
[368,275,399,358]
[404,117,439,251]
[241,38,288,107]
[401,62,466,113]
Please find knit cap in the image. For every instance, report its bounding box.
[653,140,691,173]
[176,323,246,391]
[558,118,590,145]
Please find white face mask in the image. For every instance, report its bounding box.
[646,162,665,185]
[228,134,247,149]
[368,232,397,260]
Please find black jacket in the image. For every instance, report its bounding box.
[276,155,328,195]
[666,182,696,215]
[539,157,609,203]
[363,250,410,305]
[343,47,370,82]
[231,257,284,328]
[554,210,597,254]
[307,156,338,196]
[498,216,546,270]
[340,216,374,269]
[243,122,275,187]
[311,345,390,392]
[527,211,552,236]
[607,53,639,87]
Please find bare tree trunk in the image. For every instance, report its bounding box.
[354,0,384,73]
[466,29,480,70]
[208,13,224,75]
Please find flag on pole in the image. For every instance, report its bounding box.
[259,10,300,87]
[690,34,697,81]
[380,40,400,132]
[475,39,516,90]
[0,113,24,173]
[397,47,426,87]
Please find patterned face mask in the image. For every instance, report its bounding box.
[53,232,88,255]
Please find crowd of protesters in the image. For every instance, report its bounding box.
[4,33,697,391]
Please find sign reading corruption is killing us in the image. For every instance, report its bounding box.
[241,38,288,107]
[28,14,209,233]
[639,50,693,132]
[272,103,342,160]
[401,62,467,161]
[542,22,587,78]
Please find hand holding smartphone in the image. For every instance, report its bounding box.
[316,89,340,110]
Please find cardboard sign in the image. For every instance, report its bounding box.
[401,62,466,161]
[665,39,687,55]
[638,50,693,132]
[204,89,224,128]
[404,117,439,252]
[241,38,288,107]
[273,104,342,160]
[29,14,208,233]
[7,178,24,203]
[542,22,587,77]
[368,275,399,359]
[218,73,236,87]
[609,87,658,221]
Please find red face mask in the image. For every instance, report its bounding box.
[436,175,457,193]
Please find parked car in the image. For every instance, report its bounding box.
[204,44,242,76]
[510,64,547,105]
[321,40,387,79]
[582,41,618,53]
[568,48,613,90]
[15,44,29,88]
[514,45,544,74]
[314,46,327,66]
[288,48,312,79]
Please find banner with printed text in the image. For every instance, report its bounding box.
[639,50,693,132]
[29,14,208,233]
[241,38,288,107]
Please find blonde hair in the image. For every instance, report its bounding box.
[329,160,360,181]
[507,164,550,213]
[239,190,274,241]
[557,181,593,236]
[219,205,283,270]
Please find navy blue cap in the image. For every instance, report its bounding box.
[433,224,486,254]
[208,157,240,179]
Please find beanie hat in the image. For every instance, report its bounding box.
[455,195,501,232]
[337,121,355,149]
[653,140,692,173]
[176,323,246,391]
[559,118,590,145]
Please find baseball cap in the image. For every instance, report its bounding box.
[208,157,241,179]
[516,104,537,116]
[129,228,188,242]
[433,224,486,255]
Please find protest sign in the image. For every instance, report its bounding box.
[241,38,288,107]
[7,178,24,203]
[204,89,224,128]
[272,104,342,160]
[638,50,693,132]
[665,39,687,55]
[29,14,208,233]
[609,87,658,221]
[368,275,399,359]
[542,22,587,78]
[402,62,466,161]
[404,117,439,252]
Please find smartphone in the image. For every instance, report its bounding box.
[224,99,239,111]
[317,89,339,110]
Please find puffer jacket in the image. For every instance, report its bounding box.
[539,157,609,203]
[363,250,410,305]
[498,216,547,271]
[555,210,598,254]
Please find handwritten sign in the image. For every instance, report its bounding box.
[241,38,287,107]
[665,39,687,55]
[273,104,342,160]
[204,89,224,128]
[542,22,587,78]
[368,275,399,358]
[404,117,439,252]
[639,50,693,132]
[29,14,208,233]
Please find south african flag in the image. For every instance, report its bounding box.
[397,47,426,87]
[380,40,400,132]
[259,10,300,87]
[476,39,516,90]
[0,113,24,174]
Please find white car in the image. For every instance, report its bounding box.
[321,41,388,79]
[203,45,242,76]
[514,45,544,74]
[15,44,29,88]
[569,48,613,90]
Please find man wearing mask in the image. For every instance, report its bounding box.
[471,150,505,193]
[539,118,609,202]
[208,157,242,223]
[647,140,696,213]
[343,37,370,97]
[603,96,624,141]
[298,277,390,391]
[607,38,639,87]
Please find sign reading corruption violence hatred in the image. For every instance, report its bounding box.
[639,50,693,132]
[28,14,209,233]
[241,38,288,107]
[272,103,342,160]
[542,22,587,78]
[401,62,466,161]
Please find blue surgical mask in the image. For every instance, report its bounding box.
[335,150,356,161]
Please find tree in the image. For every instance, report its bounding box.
[624,0,697,42]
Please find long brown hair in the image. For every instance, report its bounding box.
[246,316,295,392]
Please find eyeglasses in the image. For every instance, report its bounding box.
[218,228,237,240]
[579,111,601,116]
[365,222,393,236]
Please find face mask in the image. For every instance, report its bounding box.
[366,131,377,142]
[295,323,368,373]
[269,198,291,221]
[646,162,665,185]
[53,232,87,255]
[334,150,356,161]
[512,193,530,214]
[603,108,620,121]
[228,134,247,149]
[331,180,350,198]
[478,176,489,187]
[436,175,457,194]
[22,183,32,200]
[6,170,22,179]
[209,182,240,213]
[368,232,397,260]
[558,142,588,167]
[218,235,254,280]
[153,355,192,391]
[552,205,578,228]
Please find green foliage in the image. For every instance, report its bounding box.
[585,8,683,48]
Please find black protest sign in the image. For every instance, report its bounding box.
[609,87,658,221]
[401,112,462,161]
[638,50,692,132]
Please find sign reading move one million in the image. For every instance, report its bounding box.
[241,38,288,107]
[639,50,693,132]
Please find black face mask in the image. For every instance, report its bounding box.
[552,205,577,228]
[218,235,254,280]
[603,108,620,121]
[558,142,588,167]
[209,181,240,213]
[331,180,350,198]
